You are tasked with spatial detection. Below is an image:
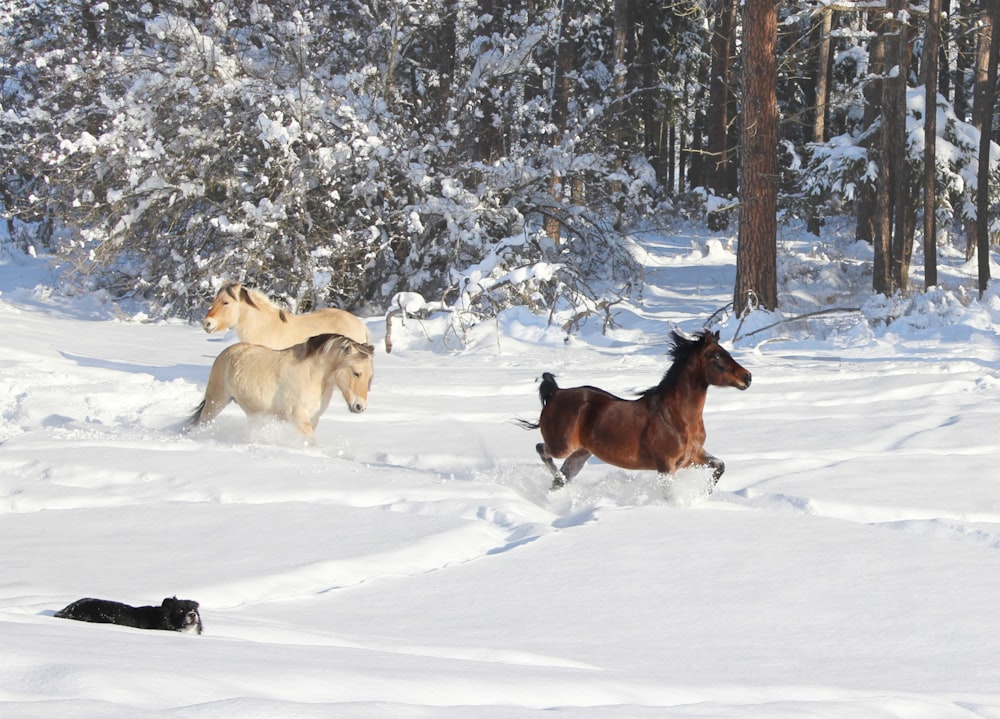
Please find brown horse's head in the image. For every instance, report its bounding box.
[307,334,375,413]
[645,330,751,396]
[203,282,249,334]
[695,330,752,390]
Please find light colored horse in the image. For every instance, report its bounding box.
[203,282,369,348]
[187,333,375,443]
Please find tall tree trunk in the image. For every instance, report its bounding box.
[891,10,914,292]
[611,0,631,212]
[873,1,904,295]
[857,11,886,246]
[974,0,1000,295]
[955,0,978,122]
[546,0,575,243]
[639,3,659,176]
[707,0,738,196]
[734,0,778,315]
[808,7,833,236]
[924,0,942,289]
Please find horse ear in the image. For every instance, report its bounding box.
[711,330,720,342]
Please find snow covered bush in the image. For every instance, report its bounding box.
[1,0,645,322]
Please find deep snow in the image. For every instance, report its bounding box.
[3,221,1000,718]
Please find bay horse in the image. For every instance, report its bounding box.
[521,330,751,490]
[203,282,370,348]
[187,333,375,444]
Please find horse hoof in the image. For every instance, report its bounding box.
[550,475,567,491]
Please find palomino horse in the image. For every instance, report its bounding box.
[522,330,751,490]
[187,333,375,443]
[203,282,369,348]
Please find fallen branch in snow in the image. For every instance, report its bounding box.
[735,307,863,340]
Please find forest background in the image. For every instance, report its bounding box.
[2,0,999,328]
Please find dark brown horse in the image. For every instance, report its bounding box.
[521,330,751,490]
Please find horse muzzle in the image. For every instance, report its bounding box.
[203,318,218,333]
[348,400,367,413]
[736,372,752,390]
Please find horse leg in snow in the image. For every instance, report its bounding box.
[705,455,725,485]
[535,442,566,488]
[535,443,592,491]
[288,407,317,444]
[558,448,592,486]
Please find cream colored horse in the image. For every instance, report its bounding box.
[187,333,375,443]
[203,283,369,348]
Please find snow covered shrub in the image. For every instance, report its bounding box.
[1,0,647,323]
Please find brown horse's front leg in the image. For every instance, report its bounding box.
[704,454,725,485]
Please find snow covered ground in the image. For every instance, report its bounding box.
[3,222,1000,718]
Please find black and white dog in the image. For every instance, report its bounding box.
[55,596,203,634]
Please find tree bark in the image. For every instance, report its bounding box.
[923,0,941,289]
[873,1,903,295]
[707,0,738,196]
[974,0,1000,295]
[857,10,886,246]
[891,6,914,292]
[546,0,575,243]
[808,7,833,236]
[734,0,778,315]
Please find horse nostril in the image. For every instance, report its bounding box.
[742,373,752,388]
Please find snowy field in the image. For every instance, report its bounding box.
[3,222,1000,718]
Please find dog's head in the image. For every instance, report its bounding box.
[161,597,203,634]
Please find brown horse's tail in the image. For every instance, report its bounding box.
[514,373,560,431]
[539,372,559,406]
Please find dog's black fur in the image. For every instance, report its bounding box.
[55,596,203,634]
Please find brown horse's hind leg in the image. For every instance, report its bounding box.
[535,442,567,489]
[559,449,592,486]
[536,443,592,491]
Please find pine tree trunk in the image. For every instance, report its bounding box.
[923,0,941,289]
[857,11,886,246]
[546,0,575,243]
[891,8,913,292]
[610,0,631,223]
[808,7,833,236]
[707,0,738,197]
[974,0,999,295]
[734,0,778,315]
[873,2,902,295]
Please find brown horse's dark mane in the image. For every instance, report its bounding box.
[638,330,713,398]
